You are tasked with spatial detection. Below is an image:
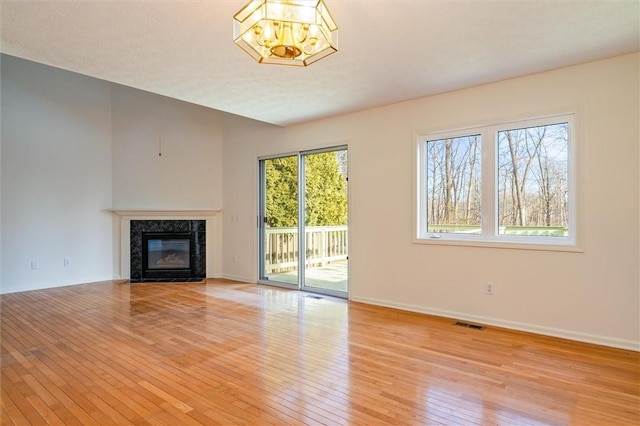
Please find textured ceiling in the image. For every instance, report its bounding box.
[1,1,639,126]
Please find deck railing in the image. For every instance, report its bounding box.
[265,226,348,273]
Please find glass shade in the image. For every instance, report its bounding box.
[233,0,338,66]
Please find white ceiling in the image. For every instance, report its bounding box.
[1,1,638,126]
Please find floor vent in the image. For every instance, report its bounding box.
[453,321,485,330]
[305,295,324,300]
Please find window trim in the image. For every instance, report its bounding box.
[414,113,582,252]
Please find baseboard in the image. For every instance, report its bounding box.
[219,274,255,284]
[0,275,117,295]
[350,296,639,352]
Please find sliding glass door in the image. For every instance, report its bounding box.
[259,147,348,297]
[259,155,299,287]
[301,149,348,294]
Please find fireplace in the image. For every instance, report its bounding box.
[130,220,206,282]
[142,232,194,279]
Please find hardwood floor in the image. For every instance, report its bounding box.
[1,279,638,425]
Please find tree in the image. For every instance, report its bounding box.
[265,151,348,227]
[265,156,298,227]
[304,152,348,226]
[426,136,481,229]
[498,123,567,229]
[531,125,568,227]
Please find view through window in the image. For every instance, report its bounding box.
[418,114,574,246]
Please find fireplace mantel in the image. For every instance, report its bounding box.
[110,209,221,217]
[111,209,222,280]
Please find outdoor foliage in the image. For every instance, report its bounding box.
[426,122,569,235]
[497,123,568,231]
[265,151,348,227]
[426,135,481,232]
[305,152,348,226]
[265,156,298,227]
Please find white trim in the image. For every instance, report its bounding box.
[350,296,639,351]
[411,238,583,253]
[0,277,117,295]
[256,145,350,295]
[110,209,222,280]
[414,113,581,251]
[258,279,297,290]
[110,209,221,216]
[221,274,255,284]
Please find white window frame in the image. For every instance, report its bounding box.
[414,113,581,252]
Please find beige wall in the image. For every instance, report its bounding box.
[1,55,228,292]
[111,86,224,210]
[2,53,638,349]
[1,55,114,293]
[222,54,640,349]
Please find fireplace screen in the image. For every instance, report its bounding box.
[135,226,202,282]
[146,238,191,270]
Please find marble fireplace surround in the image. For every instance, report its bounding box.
[111,210,222,280]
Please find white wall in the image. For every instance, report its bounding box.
[110,86,226,279]
[223,118,281,282]
[1,55,228,291]
[0,56,3,292]
[222,54,640,350]
[111,86,223,210]
[1,55,114,293]
[0,55,4,293]
[2,53,637,348]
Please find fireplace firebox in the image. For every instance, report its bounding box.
[142,232,195,279]
[130,220,206,282]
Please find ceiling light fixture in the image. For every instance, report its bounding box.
[233,0,338,67]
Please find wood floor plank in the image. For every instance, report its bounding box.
[1,389,30,426]
[2,279,638,425]
[1,377,47,425]
[23,393,66,426]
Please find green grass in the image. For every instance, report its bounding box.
[429,225,568,237]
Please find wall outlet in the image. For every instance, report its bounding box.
[485,282,494,295]
[64,258,70,267]
[233,255,237,263]
[30,261,38,270]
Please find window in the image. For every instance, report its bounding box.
[425,134,482,235]
[416,114,577,249]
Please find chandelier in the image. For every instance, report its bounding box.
[233,0,338,67]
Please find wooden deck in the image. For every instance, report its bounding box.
[267,261,348,293]
[1,279,639,425]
